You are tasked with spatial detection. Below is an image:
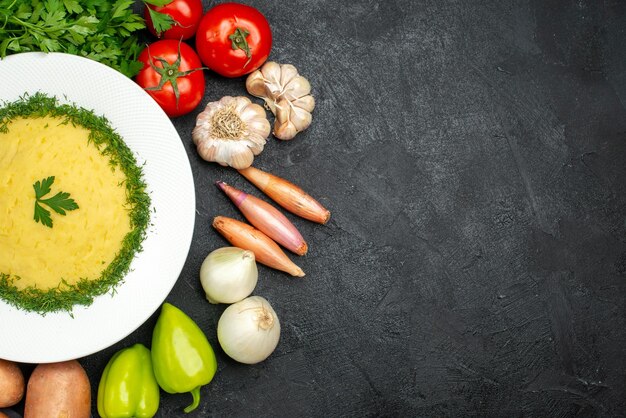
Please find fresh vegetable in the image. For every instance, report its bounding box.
[246,62,315,140]
[32,176,79,228]
[195,3,272,78]
[200,247,258,304]
[217,296,280,364]
[97,343,160,418]
[23,360,91,418]
[192,96,270,169]
[213,216,305,277]
[136,40,205,118]
[217,181,308,255]
[144,0,203,40]
[0,0,145,77]
[152,303,217,413]
[238,166,331,224]
[0,359,24,408]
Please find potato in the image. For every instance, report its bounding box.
[23,360,90,418]
[0,359,24,407]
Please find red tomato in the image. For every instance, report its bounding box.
[195,3,272,78]
[144,0,204,40]
[135,40,205,118]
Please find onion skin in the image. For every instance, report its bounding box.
[212,216,305,277]
[238,166,330,224]
[216,181,307,255]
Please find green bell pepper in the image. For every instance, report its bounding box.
[97,343,160,418]
[151,302,218,413]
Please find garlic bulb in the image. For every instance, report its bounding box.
[246,62,315,140]
[192,96,271,169]
[200,247,258,304]
[217,296,280,364]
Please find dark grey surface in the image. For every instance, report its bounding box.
[11,0,626,416]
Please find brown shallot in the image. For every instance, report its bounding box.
[213,216,305,277]
[216,181,307,255]
[238,166,330,224]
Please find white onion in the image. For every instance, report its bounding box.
[200,247,258,304]
[217,296,281,364]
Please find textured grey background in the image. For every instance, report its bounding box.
[9,0,626,417]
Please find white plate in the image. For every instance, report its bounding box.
[0,52,195,363]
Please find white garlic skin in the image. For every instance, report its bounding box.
[245,62,315,140]
[217,296,281,364]
[192,96,270,169]
[200,247,258,304]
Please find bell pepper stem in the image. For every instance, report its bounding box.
[184,386,201,413]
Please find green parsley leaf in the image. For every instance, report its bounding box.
[146,7,176,35]
[111,0,134,19]
[143,0,174,6]
[34,201,52,228]
[33,176,79,228]
[63,0,83,14]
[34,176,55,199]
[40,191,79,215]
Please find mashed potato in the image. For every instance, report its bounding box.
[0,116,131,290]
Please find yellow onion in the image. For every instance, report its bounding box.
[199,247,258,304]
[217,296,280,364]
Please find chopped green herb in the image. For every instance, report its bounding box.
[33,176,79,228]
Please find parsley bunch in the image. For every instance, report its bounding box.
[0,0,146,77]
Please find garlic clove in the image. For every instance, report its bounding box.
[229,149,255,170]
[247,132,269,149]
[232,96,251,113]
[274,123,298,141]
[260,61,282,93]
[290,105,312,132]
[246,71,278,114]
[196,141,219,164]
[274,99,290,124]
[246,112,272,142]
[283,76,311,101]
[245,70,267,98]
[218,141,252,168]
[291,95,315,113]
[274,119,298,141]
[273,100,294,140]
[278,64,299,88]
[240,104,267,123]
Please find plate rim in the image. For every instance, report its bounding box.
[0,52,196,363]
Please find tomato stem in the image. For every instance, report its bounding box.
[228,27,252,67]
[143,40,206,111]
